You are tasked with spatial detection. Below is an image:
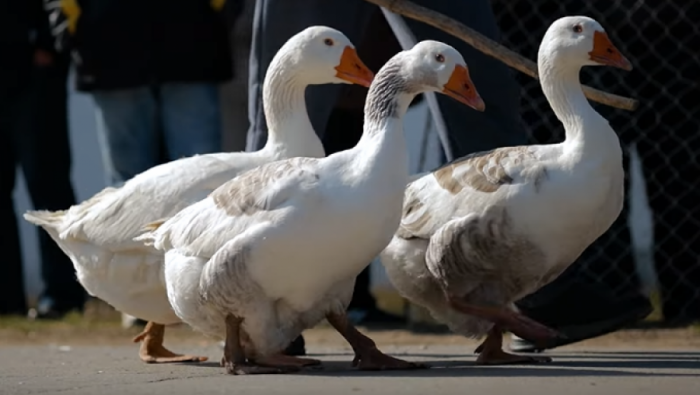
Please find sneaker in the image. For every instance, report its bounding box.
[121,313,148,329]
[509,291,653,353]
[27,296,83,321]
[282,335,306,356]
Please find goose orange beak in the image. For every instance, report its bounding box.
[442,64,485,112]
[335,46,374,88]
[588,31,632,71]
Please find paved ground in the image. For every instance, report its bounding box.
[2,343,698,395]
[2,313,699,395]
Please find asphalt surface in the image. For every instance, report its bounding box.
[1,344,698,395]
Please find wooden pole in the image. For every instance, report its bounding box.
[364,0,639,111]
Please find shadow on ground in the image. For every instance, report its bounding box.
[185,350,699,378]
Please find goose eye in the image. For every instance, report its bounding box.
[435,54,445,63]
[324,38,334,46]
[572,24,583,33]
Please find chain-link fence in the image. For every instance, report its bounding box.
[489,0,700,324]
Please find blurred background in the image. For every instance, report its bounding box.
[7,0,698,329]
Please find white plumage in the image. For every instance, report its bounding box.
[379,16,632,365]
[23,25,374,363]
[136,40,485,375]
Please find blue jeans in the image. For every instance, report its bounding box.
[93,83,223,185]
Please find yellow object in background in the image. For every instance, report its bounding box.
[373,287,441,326]
[60,0,81,34]
[211,0,227,11]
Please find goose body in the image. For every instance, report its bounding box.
[136,40,485,374]
[379,16,633,364]
[23,25,374,363]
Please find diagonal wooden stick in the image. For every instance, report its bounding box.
[364,0,639,111]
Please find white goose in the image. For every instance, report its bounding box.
[23,26,374,364]
[379,16,632,365]
[135,40,485,375]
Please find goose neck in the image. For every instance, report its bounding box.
[340,61,414,188]
[540,60,597,136]
[359,60,415,145]
[262,54,315,148]
[539,55,620,159]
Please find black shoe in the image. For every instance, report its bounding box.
[132,318,148,327]
[282,335,306,356]
[509,287,653,353]
[121,313,149,328]
[27,296,84,321]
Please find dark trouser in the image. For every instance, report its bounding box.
[246,0,528,311]
[246,0,525,153]
[643,146,700,322]
[92,83,223,186]
[0,49,85,314]
[620,1,700,321]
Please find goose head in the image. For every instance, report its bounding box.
[369,40,485,114]
[539,16,632,71]
[284,26,374,87]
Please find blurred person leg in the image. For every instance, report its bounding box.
[245,0,375,152]
[628,1,700,324]
[92,87,160,186]
[122,119,174,329]
[112,82,223,329]
[246,0,525,153]
[17,51,86,319]
[0,45,32,316]
[640,141,700,324]
[645,156,700,324]
[92,86,159,327]
[121,82,223,329]
[159,83,223,159]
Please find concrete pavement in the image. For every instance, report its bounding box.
[1,345,698,395]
